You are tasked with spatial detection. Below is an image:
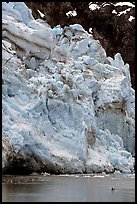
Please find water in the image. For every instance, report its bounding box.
[2,173,135,202]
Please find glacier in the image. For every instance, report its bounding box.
[2,2,135,174]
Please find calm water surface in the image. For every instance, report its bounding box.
[2,173,135,202]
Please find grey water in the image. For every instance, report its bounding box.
[2,173,135,202]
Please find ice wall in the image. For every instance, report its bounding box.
[2,2,135,174]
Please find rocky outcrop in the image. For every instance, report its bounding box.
[2,2,135,175]
[25,2,135,89]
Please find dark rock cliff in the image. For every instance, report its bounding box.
[25,2,135,89]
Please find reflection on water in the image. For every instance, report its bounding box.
[2,174,135,202]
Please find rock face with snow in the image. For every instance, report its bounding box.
[2,2,135,175]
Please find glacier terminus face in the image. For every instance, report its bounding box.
[2,2,135,175]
